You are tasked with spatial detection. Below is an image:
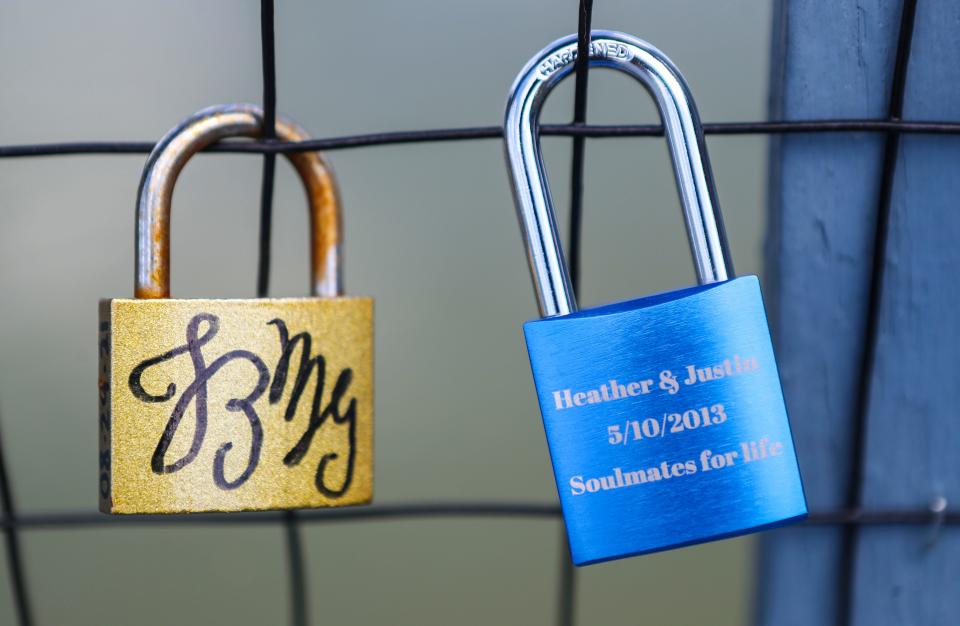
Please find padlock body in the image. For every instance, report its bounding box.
[524,276,805,565]
[99,297,373,514]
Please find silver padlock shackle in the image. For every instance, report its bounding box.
[505,30,734,318]
[136,103,341,299]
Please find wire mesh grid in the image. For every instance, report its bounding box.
[0,0,956,624]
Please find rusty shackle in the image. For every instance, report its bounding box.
[135,103,341,299]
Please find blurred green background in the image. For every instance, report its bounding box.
[0,0,772,623]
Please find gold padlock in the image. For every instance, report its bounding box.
[99,104,373,514]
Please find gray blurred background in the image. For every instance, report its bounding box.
[0,1,771,623]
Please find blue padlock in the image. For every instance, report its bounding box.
[504,31,807,566]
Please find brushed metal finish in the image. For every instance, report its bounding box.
[524,278,807,565]
[136,103,342,299]
[504,31,733,317]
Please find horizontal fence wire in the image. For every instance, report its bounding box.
[2,120,960,158]
[2,504,958,529]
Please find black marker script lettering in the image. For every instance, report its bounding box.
[128,313,270,490]
[268,319,357,497]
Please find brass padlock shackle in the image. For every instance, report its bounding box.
[136,103,341,299]
[504,31,734,318]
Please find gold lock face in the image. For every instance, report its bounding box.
[99,297,373,514]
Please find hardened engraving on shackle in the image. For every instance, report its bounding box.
[504,32,805,566]
[100,104,373,515]
[504,30,732,317]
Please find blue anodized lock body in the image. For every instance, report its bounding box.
[504,31,806,566]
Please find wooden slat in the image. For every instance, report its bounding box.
[758,2,903,625]
[850,0,960,623]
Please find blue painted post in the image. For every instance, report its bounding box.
[760,1,894,625]
[850,0,960,622]
[760,1,960,624]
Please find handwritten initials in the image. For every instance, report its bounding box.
[128,313,356,495]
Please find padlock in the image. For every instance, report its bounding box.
[99,104,373,514]
[504,31,806,565]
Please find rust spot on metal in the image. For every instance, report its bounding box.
[134,284,168,299]
[135,104,341,299]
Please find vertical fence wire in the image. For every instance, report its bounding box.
[255,2,310,625]
[257,0,278,299]
[566,0,594,294]
[556,3,594,625]
[837,1,919,625]
[0,410,33,626]
[283,510,308,626]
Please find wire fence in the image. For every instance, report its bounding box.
[0,0,954,625]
